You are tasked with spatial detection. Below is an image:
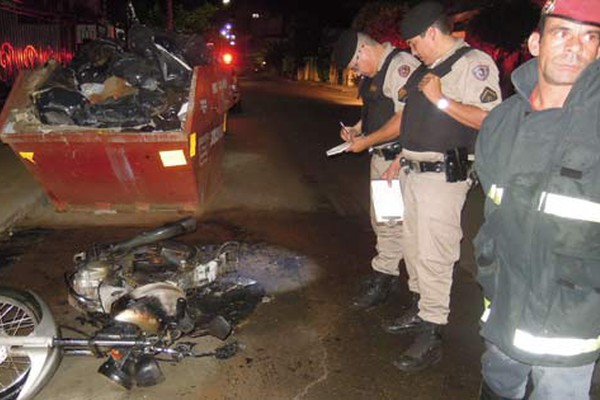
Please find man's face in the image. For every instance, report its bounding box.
[530,16,600,86]
[348,44,376,77]
[406,29,436,66]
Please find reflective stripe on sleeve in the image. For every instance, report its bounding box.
[538,192,600,223]
[480,297,491,322]
[487,184,504,205]
[513,329,600,356]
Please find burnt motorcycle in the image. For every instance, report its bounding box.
[0,217,259,400]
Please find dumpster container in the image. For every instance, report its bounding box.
[0,64,233,213]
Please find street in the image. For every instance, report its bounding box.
[0,75,596,400]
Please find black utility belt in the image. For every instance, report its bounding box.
[400,158,444,173]
[370,142,402,160]
[401,147,472,183]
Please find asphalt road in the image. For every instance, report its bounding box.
[1,75,597,400]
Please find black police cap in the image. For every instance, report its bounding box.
[332,30,358,69]
[401,1,445,40]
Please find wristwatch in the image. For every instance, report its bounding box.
[436,97,450,110]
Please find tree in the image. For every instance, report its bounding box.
[173,2,218,33]
[467,0,539,52]
[132,0,218,33]
[352,1,408,49]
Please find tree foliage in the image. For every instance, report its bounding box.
[467,0,540,52]
[352,2,408,48]
[132,0,218,33]
[174,2,218,33]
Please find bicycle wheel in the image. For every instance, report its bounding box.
[0,291,40,400]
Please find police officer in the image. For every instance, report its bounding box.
[332,31,420,309]
[381,1,501,371]
[475,1,600,398]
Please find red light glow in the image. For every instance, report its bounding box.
[0,42,74,82]
[222,52,233,65]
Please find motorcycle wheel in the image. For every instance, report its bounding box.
[0,292,40,400]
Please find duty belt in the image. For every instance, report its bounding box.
[400,157,444,173]
[370,142,402,160]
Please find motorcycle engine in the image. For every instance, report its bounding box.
[68,256,128,313]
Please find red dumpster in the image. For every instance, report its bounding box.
[0,64,233,213]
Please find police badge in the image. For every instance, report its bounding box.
[398,65,411,78]
[542,0,556,14]
[480,87,498,103]
[472,65,490,81]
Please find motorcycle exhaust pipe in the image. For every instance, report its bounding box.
[109,217,197,253]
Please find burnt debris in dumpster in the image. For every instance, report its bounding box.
[23,24,210,131]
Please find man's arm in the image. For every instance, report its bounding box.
[346,52,418,153]
[419,73,488,129]
[439,97,488,129]
[345,111,402,153]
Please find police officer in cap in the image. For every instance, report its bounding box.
[475,0,600,398]
[332,31,419,310]
[381,1,501,371]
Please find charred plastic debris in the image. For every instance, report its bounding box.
[19,25,212,132]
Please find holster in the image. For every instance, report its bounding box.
[381,142,402,161]
[444,147,468,183]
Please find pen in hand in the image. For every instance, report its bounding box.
[339,120,350,132]
[339,121,354,142]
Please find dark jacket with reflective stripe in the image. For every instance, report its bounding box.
[474,57,600,366]
[359,48,401,136]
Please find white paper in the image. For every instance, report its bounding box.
[371,179,404,223]
[326,141,351,157]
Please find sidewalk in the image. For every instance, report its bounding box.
[0,143,43,233]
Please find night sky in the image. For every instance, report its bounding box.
[178,0,544,32]
[217,0,384,28]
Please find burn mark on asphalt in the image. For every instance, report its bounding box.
[0,228,54,269]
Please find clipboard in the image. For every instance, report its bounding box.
[371,179,404,223]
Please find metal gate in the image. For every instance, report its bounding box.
[0,8,75,84]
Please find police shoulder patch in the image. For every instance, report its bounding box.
[480,86,498,103]
[398,86,408,102]
[472,65,490,81]
[398,64,411,78]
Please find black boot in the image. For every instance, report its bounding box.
[393,321,443,372]
[382,292,424,334]
[350,271,394,310]
[479,380,517,400]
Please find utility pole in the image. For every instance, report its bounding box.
[166,0,173,31]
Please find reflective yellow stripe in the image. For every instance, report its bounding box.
[481,297,491,322]
[514,329,600,356]
[19,152,35,164]
[189,132,197,158]
[487,184,504,205]
[538,192,600,223]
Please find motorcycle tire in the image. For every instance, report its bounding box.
[0,287,61,400]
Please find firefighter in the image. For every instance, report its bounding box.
[332,30,420,310]
[475,1,600,398]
